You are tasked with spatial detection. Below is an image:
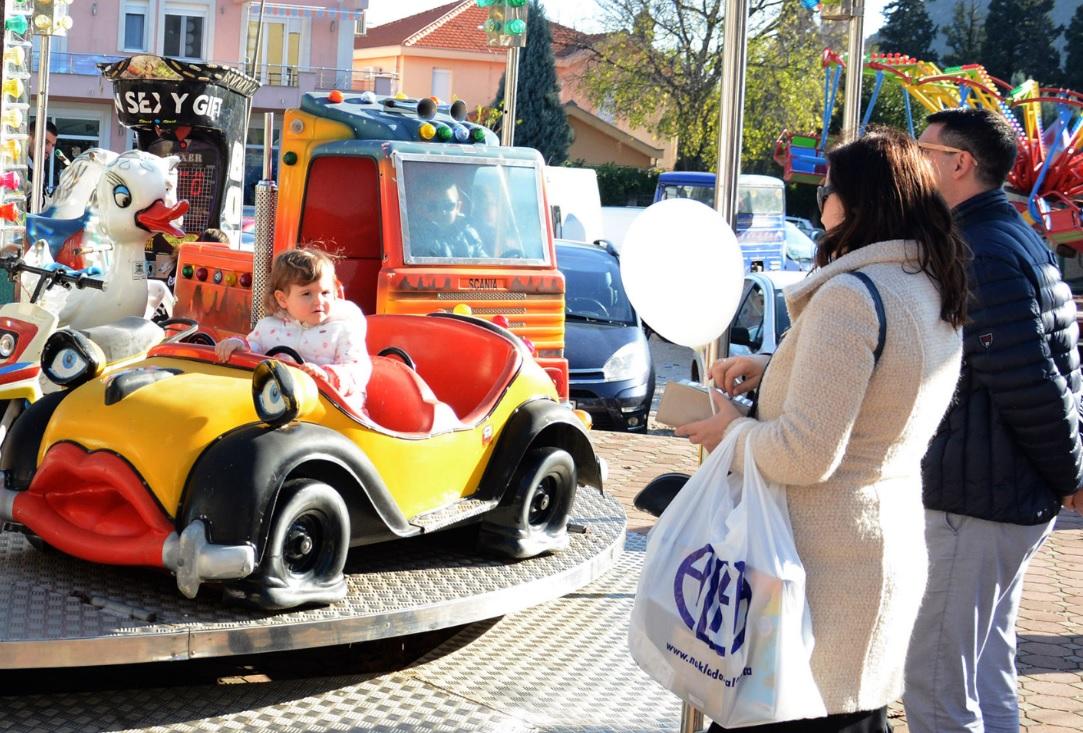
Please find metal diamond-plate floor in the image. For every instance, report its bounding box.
[0,487,625,668]
[0,534,680,733]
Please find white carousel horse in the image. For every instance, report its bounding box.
[57,150,188,330]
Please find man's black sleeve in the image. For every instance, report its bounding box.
[966,254,1083,496]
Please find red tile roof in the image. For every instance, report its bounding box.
[355,0,605,57]
[410,4,494,52]
[354,2,462,49]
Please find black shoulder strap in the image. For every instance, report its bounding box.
[849,271,886,366]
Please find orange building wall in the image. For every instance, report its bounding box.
[567,119,654,168]
[558,54,676,170]
[400,54,506,105]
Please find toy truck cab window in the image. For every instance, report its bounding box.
[396,154,549,265]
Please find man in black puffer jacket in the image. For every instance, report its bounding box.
[904,108,1083,733]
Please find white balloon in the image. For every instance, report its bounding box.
[620,199,745,349]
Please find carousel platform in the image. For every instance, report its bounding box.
[0,486,625,669]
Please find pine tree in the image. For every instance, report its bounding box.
[1066,5,1083,90]
[982,0,1062,85]
[491,0,572,164]
[877,0,938,62]
[942,0,985,67]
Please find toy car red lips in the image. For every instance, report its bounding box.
[0,313,602,610]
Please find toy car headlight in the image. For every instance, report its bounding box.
[0,331,16,358]
[41,330,106,388]
[252,360,319,427]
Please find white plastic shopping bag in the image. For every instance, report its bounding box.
[628,424,826,728]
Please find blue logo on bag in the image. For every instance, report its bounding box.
[673,544,751,658]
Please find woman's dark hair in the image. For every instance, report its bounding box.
[816,127,969,327]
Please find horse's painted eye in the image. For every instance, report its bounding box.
[113,184,132,208]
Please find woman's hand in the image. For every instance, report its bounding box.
[214,337,245,363]
[710,354,770,397]
[674,390,745,452]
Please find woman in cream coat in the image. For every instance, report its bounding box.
[677,129,969,733]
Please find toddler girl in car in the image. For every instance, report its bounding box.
[215,248,371,408]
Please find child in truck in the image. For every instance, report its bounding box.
[215,248,372,408]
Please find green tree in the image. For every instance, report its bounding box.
[575,0,822,172]
[743,0,828,172]
[981,0,1062,85]
[1066,5,1083,90]
[878,0,938,61]
[942,0,985,67]
[491,0,573,164]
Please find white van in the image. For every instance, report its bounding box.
[545,166,604,244]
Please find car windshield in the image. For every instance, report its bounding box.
[661,182,785,217]
[784,222,816,261]
[738,185,785,216]
[775,288,791,336]
[400,158,548,264]
[659,184,714,206]
[557,245,637,326]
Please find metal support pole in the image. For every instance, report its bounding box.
[841,0,866,140]
[248,0,270,80]
[501,46,520,147]
[679,0,751,728]
[261,112,275,181]
[30,35,52,215]
[251,112,277,327]
[700,0,750,390]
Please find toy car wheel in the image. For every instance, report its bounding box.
[478,447,577,559]
[224,479,349,610]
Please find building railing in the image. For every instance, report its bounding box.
[31,51,125,75]
[310,66,397,93]
[32,52,397,95]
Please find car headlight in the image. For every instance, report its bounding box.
[603,341,650,382]
[41,330,105,388]
[252,359,319,427]
[0,331,16,358]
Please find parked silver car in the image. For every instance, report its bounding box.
[690,269,806,382]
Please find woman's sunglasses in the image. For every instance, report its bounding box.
[816,183,835,213]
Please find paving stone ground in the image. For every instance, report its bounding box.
[606,336,1083,731]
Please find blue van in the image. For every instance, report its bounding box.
[653,171,787,272]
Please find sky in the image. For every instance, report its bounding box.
[366,0,890,35]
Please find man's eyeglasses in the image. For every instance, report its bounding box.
[917,141,969,157]
[816,183,835,213]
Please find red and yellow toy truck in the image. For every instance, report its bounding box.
[174,91,569,398]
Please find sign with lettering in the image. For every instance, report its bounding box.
[111,83,230,127]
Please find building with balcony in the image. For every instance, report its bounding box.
[31,0,377,202]
[353,1,675,170]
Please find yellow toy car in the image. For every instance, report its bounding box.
[0,313,601,610]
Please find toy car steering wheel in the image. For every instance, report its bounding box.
[184,332,217,346]
[265,345,306,364]
[377,346,416,371]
